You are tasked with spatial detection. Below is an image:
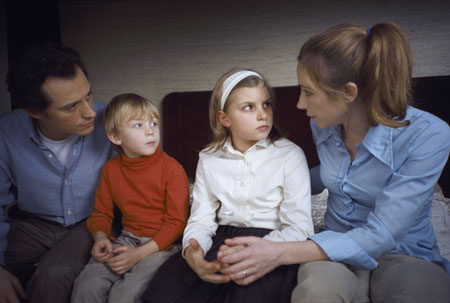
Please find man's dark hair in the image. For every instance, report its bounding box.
[6,42,88,113]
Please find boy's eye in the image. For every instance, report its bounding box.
[263,101,272,108]
[151,122,158,127]
[302,89,312,97]
[133,123,142,128]
[243,105,252,111]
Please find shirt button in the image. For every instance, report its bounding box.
[68,210,71,215]
[48,154,53,158]
[64,180,68,185]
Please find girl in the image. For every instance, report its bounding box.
[218,23,450,303]
[141,68,314,303]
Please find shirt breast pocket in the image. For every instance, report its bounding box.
[71,167,100,208]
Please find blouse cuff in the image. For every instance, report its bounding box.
[310,230,379,269]
[181,234,212,259]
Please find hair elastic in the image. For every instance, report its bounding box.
[367,25,372,37]
[220,70,263,110]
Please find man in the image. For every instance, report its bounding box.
[0,42,112,302]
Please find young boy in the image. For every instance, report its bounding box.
[71,93,189,303]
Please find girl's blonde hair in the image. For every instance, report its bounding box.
[298,22,413,127]
[207,67,282,152]
[103,93,160,152]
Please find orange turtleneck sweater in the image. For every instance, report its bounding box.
[87,147,189,250]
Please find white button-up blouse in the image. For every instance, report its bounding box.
[182,137,314,255]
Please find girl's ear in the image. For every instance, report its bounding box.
[217,110,231,128]
[343,82,358,103]
[107,132,122,145]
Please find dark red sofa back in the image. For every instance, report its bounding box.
[162,76,450,196]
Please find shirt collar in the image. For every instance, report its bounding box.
[26,114,42,145]
[362,124,394,169]
[316,123,394,169]
[315,125,339,145]
[223,137,269,154]
[27,115,83,147]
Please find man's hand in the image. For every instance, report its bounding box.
[0,266,28,303]
[185,238,230,284]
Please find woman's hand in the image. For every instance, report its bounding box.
[105,246,141,275]
[185,238,230,284]
[91,232,113,262]
[217,236,283,286]
[218,237,329,285]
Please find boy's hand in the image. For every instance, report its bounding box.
[185,238,230,284]
[91,232,113,262]
[105,246,141,275]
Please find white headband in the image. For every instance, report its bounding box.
[220,71,263,110]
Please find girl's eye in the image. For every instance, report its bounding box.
[151,122,158,127]
[134,123,142,128]
[243,105,252,111]
[263,101,272,108]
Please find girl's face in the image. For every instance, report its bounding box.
[296,64,348,128]
[219,82,273,153]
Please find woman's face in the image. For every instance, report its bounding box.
[296,64,348,128]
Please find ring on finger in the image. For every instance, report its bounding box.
[243,270,248,277]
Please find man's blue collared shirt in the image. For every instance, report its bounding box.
[309,106,450,272]
[0,101,112,265]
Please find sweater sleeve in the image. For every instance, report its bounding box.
[86,164,115,238]
[151,160,189,250]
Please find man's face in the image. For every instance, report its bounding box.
[30,66,96,140]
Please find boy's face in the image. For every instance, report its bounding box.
[107,115,160,158]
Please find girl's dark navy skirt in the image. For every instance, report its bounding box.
[141,225,299,303]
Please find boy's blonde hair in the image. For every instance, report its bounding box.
[206,67,282,152]
[103,93,160,151]
[298,22,412,127]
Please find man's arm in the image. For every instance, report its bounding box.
[0,140,28,302]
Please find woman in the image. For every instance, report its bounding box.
[217,22,450,302]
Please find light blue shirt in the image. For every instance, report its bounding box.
[0,101,112,265]
[309,106,450,272]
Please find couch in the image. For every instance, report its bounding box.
[161,75,450,261]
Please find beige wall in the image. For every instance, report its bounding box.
[59,0,450,113]
[1,1,449,115]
